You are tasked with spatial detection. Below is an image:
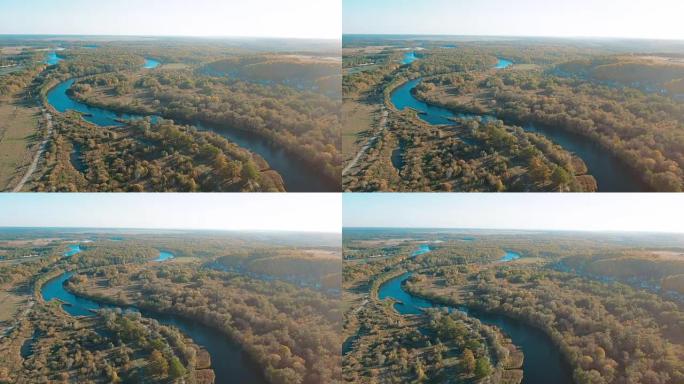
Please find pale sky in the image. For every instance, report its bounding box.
[344,0,684,40]
[0,194,341,233]
[344,194,684,233]
[0,0,341,39]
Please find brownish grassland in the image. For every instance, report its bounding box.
[342,99,377,159]
[0,95,40,190]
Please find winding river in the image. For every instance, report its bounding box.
[45,60,335,192]
[377,247,572,384]
[143,58,160,69]
[411,243,432,257]
[500,250,521,262]
[402,51,418,65]
[390,57,649,191]
[64,244,82,257]
[45,51,63,65]
[40,251,267,384]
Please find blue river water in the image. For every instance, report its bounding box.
[392,78,493,126]
[402,51,417,65]
[389,55,648,191]
[143,58,160,69]
[64,244,82,257]
[411,244,432,257]
[495,58,513,69]
[40,250,266,384]
[47,79,155,126]
[500,250,521,262]
[154,250,175,262]
[377,246,572,384]
[45,51,63,65]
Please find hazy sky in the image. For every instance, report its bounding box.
[344,194,684,233]
[0,194,341,233]
[0,0,341,39]
[344,0,684,40]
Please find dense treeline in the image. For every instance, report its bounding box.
[342,52,390,69]
[0,257,58,285]
[410,50,498,76]
[70,263,342,384]
[69,68,341,184]
[0,65,46,98]
[32,112,284,191]
[67,242,159,268]
[342,49,401,98]
[54,49,145,78]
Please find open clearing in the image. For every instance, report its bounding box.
[634,55,684,66]
[165,256,202,264]
[302,249,341,259]
[159,63,190,70]
[649,251,684,260]
[0,46,29,55]
[0,96,40,191]
[0,66,23,76]
[342,99,376,159]
[0,238,60,247]
[0,290,25,323]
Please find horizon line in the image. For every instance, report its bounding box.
[342,33,684,42]
[342,226,684,235]
[0,33,341,41]
[0,225,341,234]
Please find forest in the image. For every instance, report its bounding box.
[68,65,341,185]
[33,112,284,192]
[1,37,341,192]
[5,305,209,383]
[0,228,341,384]
[342,37,684,191]
[69,263,342,384]
[344,111,596,191]
[415,67,684,191]
[343,228,684,383]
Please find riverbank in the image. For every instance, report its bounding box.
[391,74,648,191]
[383,271,573,384]
[41,78,287,192]
[39,268,268,384]
[410,84,651,192]
[46,78,338,191]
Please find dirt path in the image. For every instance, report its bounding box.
[12,110,52,192]
[352,298,369,314]
[342,108,388,176]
